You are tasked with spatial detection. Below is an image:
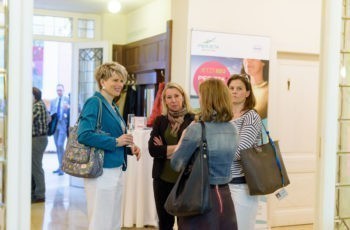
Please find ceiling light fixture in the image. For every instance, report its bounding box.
[108,0,122,14]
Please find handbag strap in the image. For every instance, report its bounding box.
[76,96,103,130]
[261,123,286,186]
[199,121,207,153]
[95,97,103,130]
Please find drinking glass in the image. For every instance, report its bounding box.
[127,114,135,147]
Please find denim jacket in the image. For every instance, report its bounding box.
[171,121,239,185]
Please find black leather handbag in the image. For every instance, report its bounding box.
[164,121,211,217]
[241,125,290,195]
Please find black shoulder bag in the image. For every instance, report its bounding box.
[164,121,212,216]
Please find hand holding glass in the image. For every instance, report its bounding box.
[127,114,135,147]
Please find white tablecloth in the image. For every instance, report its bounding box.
[121,129,158,227]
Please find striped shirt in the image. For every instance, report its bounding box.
[32,100,49,137]
[230,110,262,178]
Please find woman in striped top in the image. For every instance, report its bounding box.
[227,74,262,230]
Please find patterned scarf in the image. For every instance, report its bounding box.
[167,108,187,135]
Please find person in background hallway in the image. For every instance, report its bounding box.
[171,78,239,230]
[77,62,141,230]
[148,82,195,230]
[50,84,70,176]
[241,59,269,119]
[32,87,49,203]
[227,74,262,230]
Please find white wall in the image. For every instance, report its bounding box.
[171,0,322,85]
[187,0,321,53]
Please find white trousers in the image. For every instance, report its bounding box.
[229,183,259,230]
[84,167,123,230]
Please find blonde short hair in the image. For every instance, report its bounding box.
[95,62,128,90]
[199,78,233,122]
[161,82,192,115]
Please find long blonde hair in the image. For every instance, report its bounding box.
[199,78,233,122]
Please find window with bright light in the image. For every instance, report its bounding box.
[33,15,72,37]
[78,19,95,39]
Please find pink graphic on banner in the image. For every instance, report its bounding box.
[193,61,230,95]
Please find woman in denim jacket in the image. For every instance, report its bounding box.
[171,78,239,229]
[77,62,141,230]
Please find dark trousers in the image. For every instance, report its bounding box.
[32,136,48,199]
[178,185,237,230]
[153,178,176,230]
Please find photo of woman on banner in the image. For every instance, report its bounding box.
[241,59,269,120]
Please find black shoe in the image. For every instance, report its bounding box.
[32,198,45,203]
[58,170,64,176]
[52,169,60,173]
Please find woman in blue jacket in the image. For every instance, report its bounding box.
[77,62,141,230]
[171,78,239,229]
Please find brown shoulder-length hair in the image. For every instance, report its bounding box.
[32,87,42,101]
[199,78,233,122]
[161,82,193,115]
[227,74,256,111]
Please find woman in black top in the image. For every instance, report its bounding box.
[148,82,194,230]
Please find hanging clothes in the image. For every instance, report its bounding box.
[122,85,137,122]
[147,82,165,127]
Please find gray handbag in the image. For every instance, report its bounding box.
[240,125,290,195]
[62,97,104,178]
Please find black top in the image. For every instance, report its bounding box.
[148,113,195,179]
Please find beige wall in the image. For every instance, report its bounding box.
[171,0,322,86]
[126,0,171,43]
[102,0,171,44]
[171,0,190,87]
[101,13,127,44]
[188,0,321,53]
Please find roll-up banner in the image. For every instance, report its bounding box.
[190,30,271,229]
[190,30,270,121]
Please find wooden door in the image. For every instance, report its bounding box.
[268,55,319,226]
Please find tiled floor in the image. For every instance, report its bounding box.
[31,153,313,230]
[31,153,89,230]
